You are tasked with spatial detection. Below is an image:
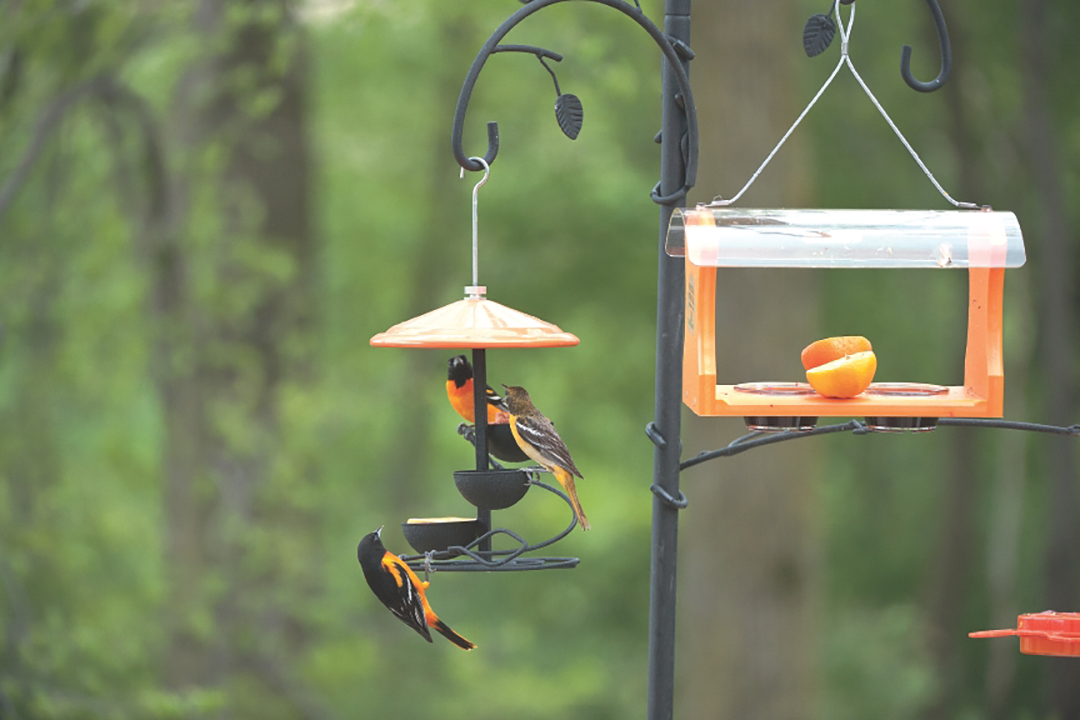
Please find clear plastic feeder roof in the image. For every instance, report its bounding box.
[370,294,580,349]
[666,207,1025,268]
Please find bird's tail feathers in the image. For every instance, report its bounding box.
[432,619,476,650]
[555,468,591,531]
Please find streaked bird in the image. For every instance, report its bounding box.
[500,384,590,531]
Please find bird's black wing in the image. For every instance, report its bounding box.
[371,554,432,642]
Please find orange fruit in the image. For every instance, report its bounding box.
[805,350,877,398]
[801,335,873,371]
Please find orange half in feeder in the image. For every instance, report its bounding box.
[370,287,579,349]
[667,207,1025,421]
[970,611,1080,657]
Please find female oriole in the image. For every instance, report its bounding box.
[357,527,476,650]
[446,355,529,463]
[500,385,591,531]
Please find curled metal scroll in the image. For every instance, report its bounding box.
[450,0,698,203]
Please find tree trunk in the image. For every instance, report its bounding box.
[380,12,484,520]
[677,2,818,719]
[1020,0,1080,717]
[923,10,987,717]
[156,0,317,704]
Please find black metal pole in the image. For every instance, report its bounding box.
[647,2,690,719]
[447,1,696,712]
[471,347,493,555]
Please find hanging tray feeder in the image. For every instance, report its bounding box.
[667,206,1025,422]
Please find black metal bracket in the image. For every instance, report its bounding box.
[645,421,667,448]
[450,0,698,203]
[680,417,1080,471]
[650,483,688,510]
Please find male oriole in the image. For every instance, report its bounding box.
[446,355,529,463]
[500,385,591,531]
[357,527,476,650]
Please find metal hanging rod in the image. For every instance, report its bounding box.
[680,417,1080,472]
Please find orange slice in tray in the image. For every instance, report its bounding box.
[805,350,877,398]
[800,335,873,371]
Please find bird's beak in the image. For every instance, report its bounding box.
[501,383,509,390]
[375,525,384,538]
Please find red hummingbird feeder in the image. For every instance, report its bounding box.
[969,611,1080,657]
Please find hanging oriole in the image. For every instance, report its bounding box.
[446,355,505,424]
[446,355,529,463]
[500,385,591,531]
[357,527,476,650]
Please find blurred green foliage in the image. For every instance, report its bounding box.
[0,0,1078,719]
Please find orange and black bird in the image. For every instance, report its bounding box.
[446,355,505,425]
[500,385,591,531]
[357,527,476,650]
[446,355,529,463]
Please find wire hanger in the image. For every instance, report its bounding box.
[461,156,491,298]
[710,1,980,210]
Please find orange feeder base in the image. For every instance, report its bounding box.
[970,611,1080,657]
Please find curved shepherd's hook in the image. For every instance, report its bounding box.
[900,0,952,92]
[450,0,698,203]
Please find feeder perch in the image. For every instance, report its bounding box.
[970,611,1080,657]
[667,207,1025,423]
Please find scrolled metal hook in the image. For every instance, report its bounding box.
[450,0,697,198]
[900,0,952,92]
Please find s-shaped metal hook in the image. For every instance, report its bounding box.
[900,0,952,92]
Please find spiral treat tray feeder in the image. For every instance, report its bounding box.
[371,280,582,571]
[667,207,1025,422]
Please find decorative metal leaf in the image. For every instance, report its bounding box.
[555,93,583,140]
[803,13,836,57]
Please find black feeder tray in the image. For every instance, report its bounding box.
[401,475,580,573]
[864,416,939,432]
[402,517,483,556]
[744,416,819,432]
[454,469,530,509]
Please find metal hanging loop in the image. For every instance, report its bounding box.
[900,0,952,92]
[461,156,490,298]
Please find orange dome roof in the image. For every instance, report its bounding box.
[370,296,579,349]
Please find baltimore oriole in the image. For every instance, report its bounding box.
[446,355,529,463]
[357,527,476,650]
[500,385,591,531]
[446,355,505,424]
